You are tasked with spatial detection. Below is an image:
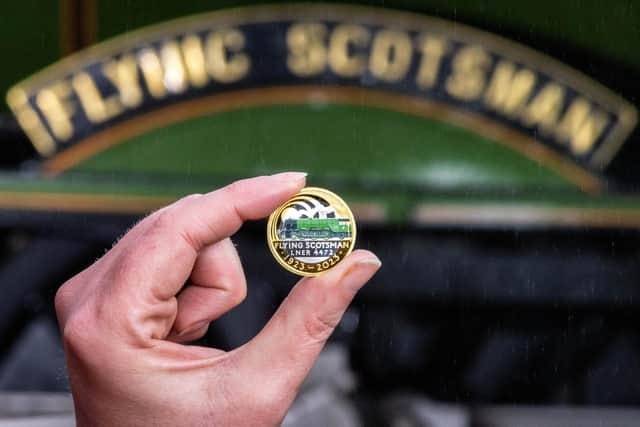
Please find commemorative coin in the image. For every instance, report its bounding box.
[267,187,356,276]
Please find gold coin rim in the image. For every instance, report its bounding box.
[267,187,357,277]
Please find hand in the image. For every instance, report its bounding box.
[54,173,381,426]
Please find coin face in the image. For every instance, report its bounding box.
[267,187,357,276]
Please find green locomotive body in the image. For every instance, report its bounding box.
[281,218,351,239]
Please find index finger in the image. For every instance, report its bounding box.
[160,172,307,249]
[114,172,306,300]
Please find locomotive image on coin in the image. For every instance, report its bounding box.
[267,187,357,276]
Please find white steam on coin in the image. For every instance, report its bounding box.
[279,197,342,263]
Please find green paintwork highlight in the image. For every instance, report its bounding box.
[0,1,60,111]
[0,172,633,212]
[69,104,574,191]
[281,218,352,239]
[96,0,640,71]
[5,171,640,225]
[0,172,199,197]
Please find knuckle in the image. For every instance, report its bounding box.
[221,182,245,212]
[149,208,177,233]
[129,193,203,238]
[60,303,98,352]
[150,193,199,229]
[161,193,202,214]
[113,247,143,282]
[110,241,158,288]
[224,180,243,197]
[142,211,182,247]
[175,193,202,207]
[54,270,92,320]
[148,194,205,248]
[60,313,83,347]
[136,207,166,230]
[54,281,72,318]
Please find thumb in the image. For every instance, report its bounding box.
[234,250,380,399]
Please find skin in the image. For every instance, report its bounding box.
[54,172,381,426]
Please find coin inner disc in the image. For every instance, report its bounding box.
[267,188,356,276]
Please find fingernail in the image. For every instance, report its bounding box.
[271,171,307,182]
[176,320,210,337]
[356,257,382,268]
[341,256,382,293]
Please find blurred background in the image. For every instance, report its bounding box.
[1,1,640,425]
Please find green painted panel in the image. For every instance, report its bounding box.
[3,172,640,212]
[0,173,190,197]
[96,0,640,70]
[70,105,574,190]
[0,1,60,111]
